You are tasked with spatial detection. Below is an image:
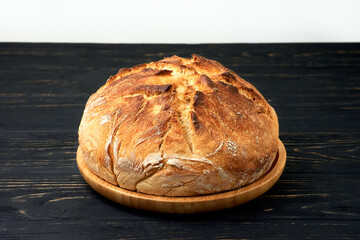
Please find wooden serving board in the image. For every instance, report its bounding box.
[76,139,286,214]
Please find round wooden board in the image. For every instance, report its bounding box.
[77,139,286,214]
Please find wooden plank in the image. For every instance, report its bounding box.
[0,43,359,239]
[0,132,359,174]
[0,219,359,240]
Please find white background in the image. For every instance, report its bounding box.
[1,0,360,43]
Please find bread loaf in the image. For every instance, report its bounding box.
[78,55,279,196]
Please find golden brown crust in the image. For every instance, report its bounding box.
[78,55,279,196]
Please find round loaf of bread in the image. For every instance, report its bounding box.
[78,55,279,196]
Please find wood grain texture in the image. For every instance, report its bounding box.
[0,43,359,239]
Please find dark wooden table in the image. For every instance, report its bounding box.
[1,43,359,239]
